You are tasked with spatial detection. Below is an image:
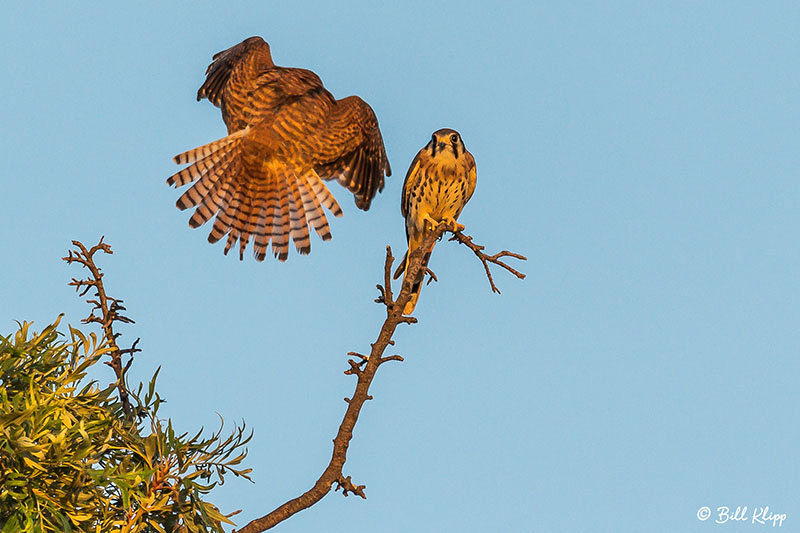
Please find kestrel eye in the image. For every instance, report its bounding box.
[450,134,458,143]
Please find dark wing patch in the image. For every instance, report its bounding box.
[197,36,272,107]
[400,150,423,219]
[313,96,391,211]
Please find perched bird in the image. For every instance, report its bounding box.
[167,36,391,261]
[395,129,476,314]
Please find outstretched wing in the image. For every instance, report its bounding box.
[313,96,391,211]
[172,37,390,261]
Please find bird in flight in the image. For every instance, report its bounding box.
[395,129,476,314]
[167,36,391,261]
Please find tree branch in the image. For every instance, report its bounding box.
[449,232,527,294]
[236,224,524,532]
[63,237,141,419]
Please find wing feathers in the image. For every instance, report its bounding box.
[306,171,342,217]
[172,39,391,261]
[313,95,390,211]
[196,36,273,107]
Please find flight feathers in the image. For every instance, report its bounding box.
[169,37,390,260]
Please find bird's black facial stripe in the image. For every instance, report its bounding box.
[429,138,436,156]
[449,134,460,158]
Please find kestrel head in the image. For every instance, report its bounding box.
[427,128,466,159]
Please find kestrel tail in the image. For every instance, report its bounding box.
[167,36,391,261]
[394,129,477,314]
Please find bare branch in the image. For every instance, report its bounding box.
[63,237,137,419]
[449,231,527,294]
[374,245,395,306]
[235,224,524,532]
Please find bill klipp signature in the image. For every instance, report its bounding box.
[697,506,787,527]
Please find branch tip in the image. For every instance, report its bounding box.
[449,231,527,293]
[63,238,135,420]
[347,351,368,362]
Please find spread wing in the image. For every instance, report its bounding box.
[173,37,390,260]
[171,72,340,262]
[313,96,391,211]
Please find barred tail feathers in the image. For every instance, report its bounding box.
[171,129,247,167]
[297,172,334,242]
[402,232,436,315]
[168,129,341,261]
[284,170,312,255]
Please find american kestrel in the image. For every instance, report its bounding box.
[167,36,391,261]
[396,129,477,314]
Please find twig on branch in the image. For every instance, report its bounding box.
[449,232,527,294]
[236,224,524,532]
[334,475,366,499]
[63,237,140,419]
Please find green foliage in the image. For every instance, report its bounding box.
[0,317,251,532]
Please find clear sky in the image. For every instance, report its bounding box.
[2,2,799,531]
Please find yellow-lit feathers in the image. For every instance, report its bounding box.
[396,129,476,314]
[167,36,391,261]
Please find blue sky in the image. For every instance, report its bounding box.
[2,2,799,531]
